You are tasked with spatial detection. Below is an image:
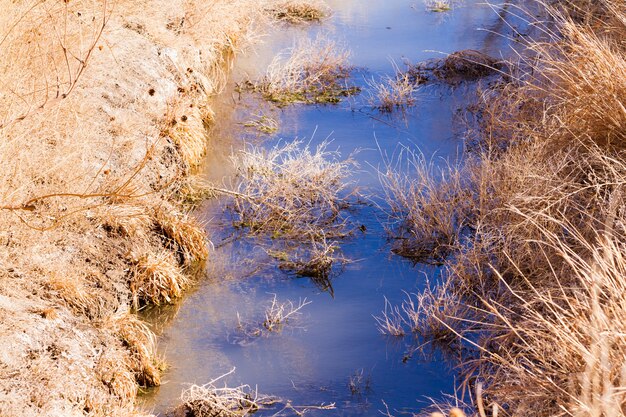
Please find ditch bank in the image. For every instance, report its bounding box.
[0,1,299,416]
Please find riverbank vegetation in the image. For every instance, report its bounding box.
[381,0,626,415]
[0,0,315,415]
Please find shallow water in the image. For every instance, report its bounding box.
[140,1,524,415]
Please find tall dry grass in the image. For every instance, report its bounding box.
[381,1,626,416]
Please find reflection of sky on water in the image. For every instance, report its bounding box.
[140,1,524,415]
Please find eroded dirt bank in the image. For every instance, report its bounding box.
[0,1,290,415]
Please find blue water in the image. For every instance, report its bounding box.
[141,1,523,415]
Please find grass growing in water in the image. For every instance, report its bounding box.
[380,1,626,415]
[242,37,360,105]
[425,1,452,12]
[228,140,355,241]
[367,71,419,113]
[266,0,330,23]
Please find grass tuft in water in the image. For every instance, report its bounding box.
[266,0,330,24]
[241,37,359,106]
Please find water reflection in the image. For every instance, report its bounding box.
[140,0,520,415]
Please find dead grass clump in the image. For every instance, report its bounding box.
[153,206,209,266]
[408,50,502,85]
[172,369,279,417]
[237,294,311,340]
[379,150,474,263]
[228,140,355,241]
[275,238,348,281]
[130,251,189,309]
[246,37,359,105]
[263,295,310,332]
[374,297,406,337]
[92,203,152,239]
[367,67,418,112]
[160,98,215,170]
[105,311,164,388]
[424,0,452,13]
[476,6,625,151]
[267,0,330,23]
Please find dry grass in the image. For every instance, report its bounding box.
[380,1,626,416]
[0,0,272,414]
[263,294,311,332]
[130,251,189,309]
[379,150,472,263]
[274,238,348,282]
[227,140,355,241]
[367,64,419,112]
[237,294,311,338]
[173,368,279,417]
[266,0,330,23]
[244,36,358,105]
[424,0,452,13]
[374,297,406,337]
[153,206,209,266]
[172,368,337,417]
[242,113,279,135]
[105,311,164,388]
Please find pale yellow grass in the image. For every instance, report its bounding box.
[0,0,273,415]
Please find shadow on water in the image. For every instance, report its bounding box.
[139,1,528,415]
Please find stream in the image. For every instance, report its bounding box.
[140,1,523,415]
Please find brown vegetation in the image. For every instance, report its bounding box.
[0,0,269,415]
[367,64,419,112]
[382,1,626,416]
[266,0,330,23]
[242,36,359,105]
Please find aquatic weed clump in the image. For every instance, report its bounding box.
[224,140,355,284]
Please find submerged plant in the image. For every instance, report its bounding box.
[242,113,279,135]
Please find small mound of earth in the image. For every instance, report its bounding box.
[408,49,503,84]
